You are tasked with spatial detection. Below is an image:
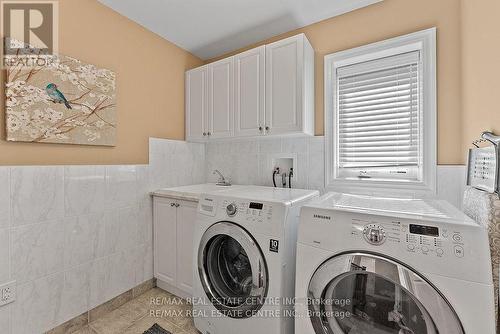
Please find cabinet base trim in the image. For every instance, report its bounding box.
[157,279,192,300]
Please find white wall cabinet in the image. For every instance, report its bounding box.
[208,57,234,139]
[234,46,266,137]
[186,33,315,141]
[265,34,314,136]
[186,66,208,141]
[153,197,197,299]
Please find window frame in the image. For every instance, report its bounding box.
[325,28,437,194]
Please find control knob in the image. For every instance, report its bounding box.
[363,224,386,245]
[226,203,237,217]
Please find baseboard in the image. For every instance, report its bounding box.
[45,278,156,334]
[156,279,192,300]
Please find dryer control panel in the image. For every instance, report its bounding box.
[300,203,490,284]
[403,222,466,259]
[351,219,466,259]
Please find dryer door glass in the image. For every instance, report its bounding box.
[308,253,464,334]
[198,221,268,318]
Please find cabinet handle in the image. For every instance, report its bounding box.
[259,126,263,132]
[203,132,206,136]
[207,132,211,136]
[265,126,270,131]
[175,203,180,208]
[170,203,176,207]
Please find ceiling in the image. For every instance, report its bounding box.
[98,0,382,60]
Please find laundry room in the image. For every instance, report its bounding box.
[0,0,499,333]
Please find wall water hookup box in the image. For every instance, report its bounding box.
[268,153,298,182]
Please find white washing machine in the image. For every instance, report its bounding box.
[295,192,495,334]
[193,186,319,334]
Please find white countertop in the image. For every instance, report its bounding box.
[209,185,320,206]
[151,183,245,202]
[151,184,319,205]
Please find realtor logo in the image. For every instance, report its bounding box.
[1,0,58,68]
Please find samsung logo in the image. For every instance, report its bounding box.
[314,214,331,220]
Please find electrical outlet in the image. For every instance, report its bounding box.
[0,281,16,306]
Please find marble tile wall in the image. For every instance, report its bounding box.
[205,136,468,209]
[0,136,466,333]
[206,136,325,192]
[0,138,206,334]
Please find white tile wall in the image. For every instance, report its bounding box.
[64,166,106,217]
[88,257,110,309]
[63,213,106,268]
[57,263,91,324]
[0,304,10,334]
[437,165,467,208]
[10,220,65,284]
[12,272,64,334]
[0,135,467,334]
[11,167,64,226]
[149,138,206,189]
[0,229,9,284]
[0,167,10,229]
[0,138,206,334]
[205,136,467,209]
[206,136,326,192]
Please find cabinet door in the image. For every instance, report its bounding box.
[176,200,197,295]
[234,46,266,137]
[208,58,234,139]
[265,34,304,135]
[153,198,178,286]
[186,66,208,141]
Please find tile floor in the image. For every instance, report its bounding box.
[74,288,200,334]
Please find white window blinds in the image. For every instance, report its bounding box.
[336,51,422,181]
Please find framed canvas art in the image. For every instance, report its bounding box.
[5,54,116,146]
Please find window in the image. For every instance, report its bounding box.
[325,28,436,193]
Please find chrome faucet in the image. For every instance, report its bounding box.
[213,169,231,186]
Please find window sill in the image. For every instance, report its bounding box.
[326,178,436,198]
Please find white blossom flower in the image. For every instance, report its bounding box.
[43,108,63,123]
[55,133,69,140]
[95,120,105,128]
[13,110,29,123]
[27,127,40,139]
[84,129,100,142]
[6,114,22,132]
[6,97,18,107]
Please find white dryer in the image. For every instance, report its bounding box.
[295,192,495,334]
[193,186,319,334]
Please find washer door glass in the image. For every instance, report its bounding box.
[308,253,464,334]
[198,222,268,318]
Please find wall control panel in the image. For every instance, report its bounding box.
[467,145,498,193]
[351,218,466,259]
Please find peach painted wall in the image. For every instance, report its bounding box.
[0,0,203,165]
[3,0,497,166]
[461,0,500,156]
[207,0,464,164]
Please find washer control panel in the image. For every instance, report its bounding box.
[221,200,273,223]
[226,203,237,216]
[363,224,386,245]
[352,218,466,259]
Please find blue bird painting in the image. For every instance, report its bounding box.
[46,83,72,109]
